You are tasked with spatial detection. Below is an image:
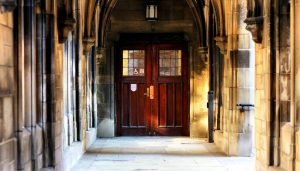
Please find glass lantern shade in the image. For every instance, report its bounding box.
[145,0,158,21]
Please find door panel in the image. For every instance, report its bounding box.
[117,42,189,136]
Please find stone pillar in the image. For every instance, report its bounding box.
[42,12,56,168]
[23,0,37,169]
[74,0,82,141]
[96,47,115,138]
[292,0,300,170]
[218,0,255,156]
[35,2,46,169]
[13,1,25,170]
[82,37,95,149]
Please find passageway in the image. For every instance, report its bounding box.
[71,137,254,171]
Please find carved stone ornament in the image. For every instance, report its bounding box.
[196,46,208,62]
[58,17,76,43]
[0,0,16,13]
[83,37,96,54]
[214,36,227,55]
[244,16,264,43]
[96,48,105,65]
[197,46,208,55]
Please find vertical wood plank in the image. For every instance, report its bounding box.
[159,84,167,127]
[122,84,129,127]
[138,84,146,127]
[130,86,138,127]
[175,83,183,126]
[167,84,174,126]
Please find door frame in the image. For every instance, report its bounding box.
[115,33,190,136]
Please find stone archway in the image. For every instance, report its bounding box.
[95,0,211,138]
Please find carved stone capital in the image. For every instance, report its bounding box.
[197,46,208,55]
[214,36,228,55]
[0,1,17,13]
[83,37,96,55]
[244,16,264,43]
[196,46,208,62]
[58,17,76,43]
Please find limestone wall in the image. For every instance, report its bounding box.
[0,11,16,171]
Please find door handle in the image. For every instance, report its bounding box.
[150,86,154,100]
[144,88,150,97]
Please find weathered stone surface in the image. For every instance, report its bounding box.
[0,67,14,95]
[2,97,13,139]
[0,45,13,66]
[0,138,16,162]
[97,118,114,138]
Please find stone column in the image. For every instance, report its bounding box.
[23,0,37,169]
[74,0,82,141]
[292,0,300,170]
[96,47,115,138]
[223,0,255,156]
[35,2,47,169]
[82,37,95,149]
[44,13,56,168]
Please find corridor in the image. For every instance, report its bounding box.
[71,137,254,171]
[2,0,300,170]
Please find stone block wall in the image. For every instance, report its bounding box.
[213,0,255,157]
[0,11,16,171]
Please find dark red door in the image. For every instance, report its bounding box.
[116,42,189,136]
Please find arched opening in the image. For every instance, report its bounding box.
[96,0,209,138]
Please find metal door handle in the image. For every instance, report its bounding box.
[150,86,154,100]
[144,88,150,97]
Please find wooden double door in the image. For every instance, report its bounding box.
[116,42,189,136]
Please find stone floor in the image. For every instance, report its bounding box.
[71,137,254,171]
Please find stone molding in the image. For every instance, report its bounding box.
[0,0,16,13]
[83,37,96,54]
[214,36,227,55]
[196,46,208,62]
[197,46,208,54]
[58,17,76,43]
[244,16,264,44]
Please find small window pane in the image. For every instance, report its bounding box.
[123,50,128,58]
[123,59,128,68]
[129,50,134,58]
[136,59,144,67]
[160,67,171,76]
[177,68,182,75]
[129,68,134,75]
[171,59,176,67]
[177,50,182,58]
[177,59,181,67]
[135,50,144,59]
[161,59,170,67]
[129,59,134,67]
[170,68,176,75]
[123,68,128,76]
